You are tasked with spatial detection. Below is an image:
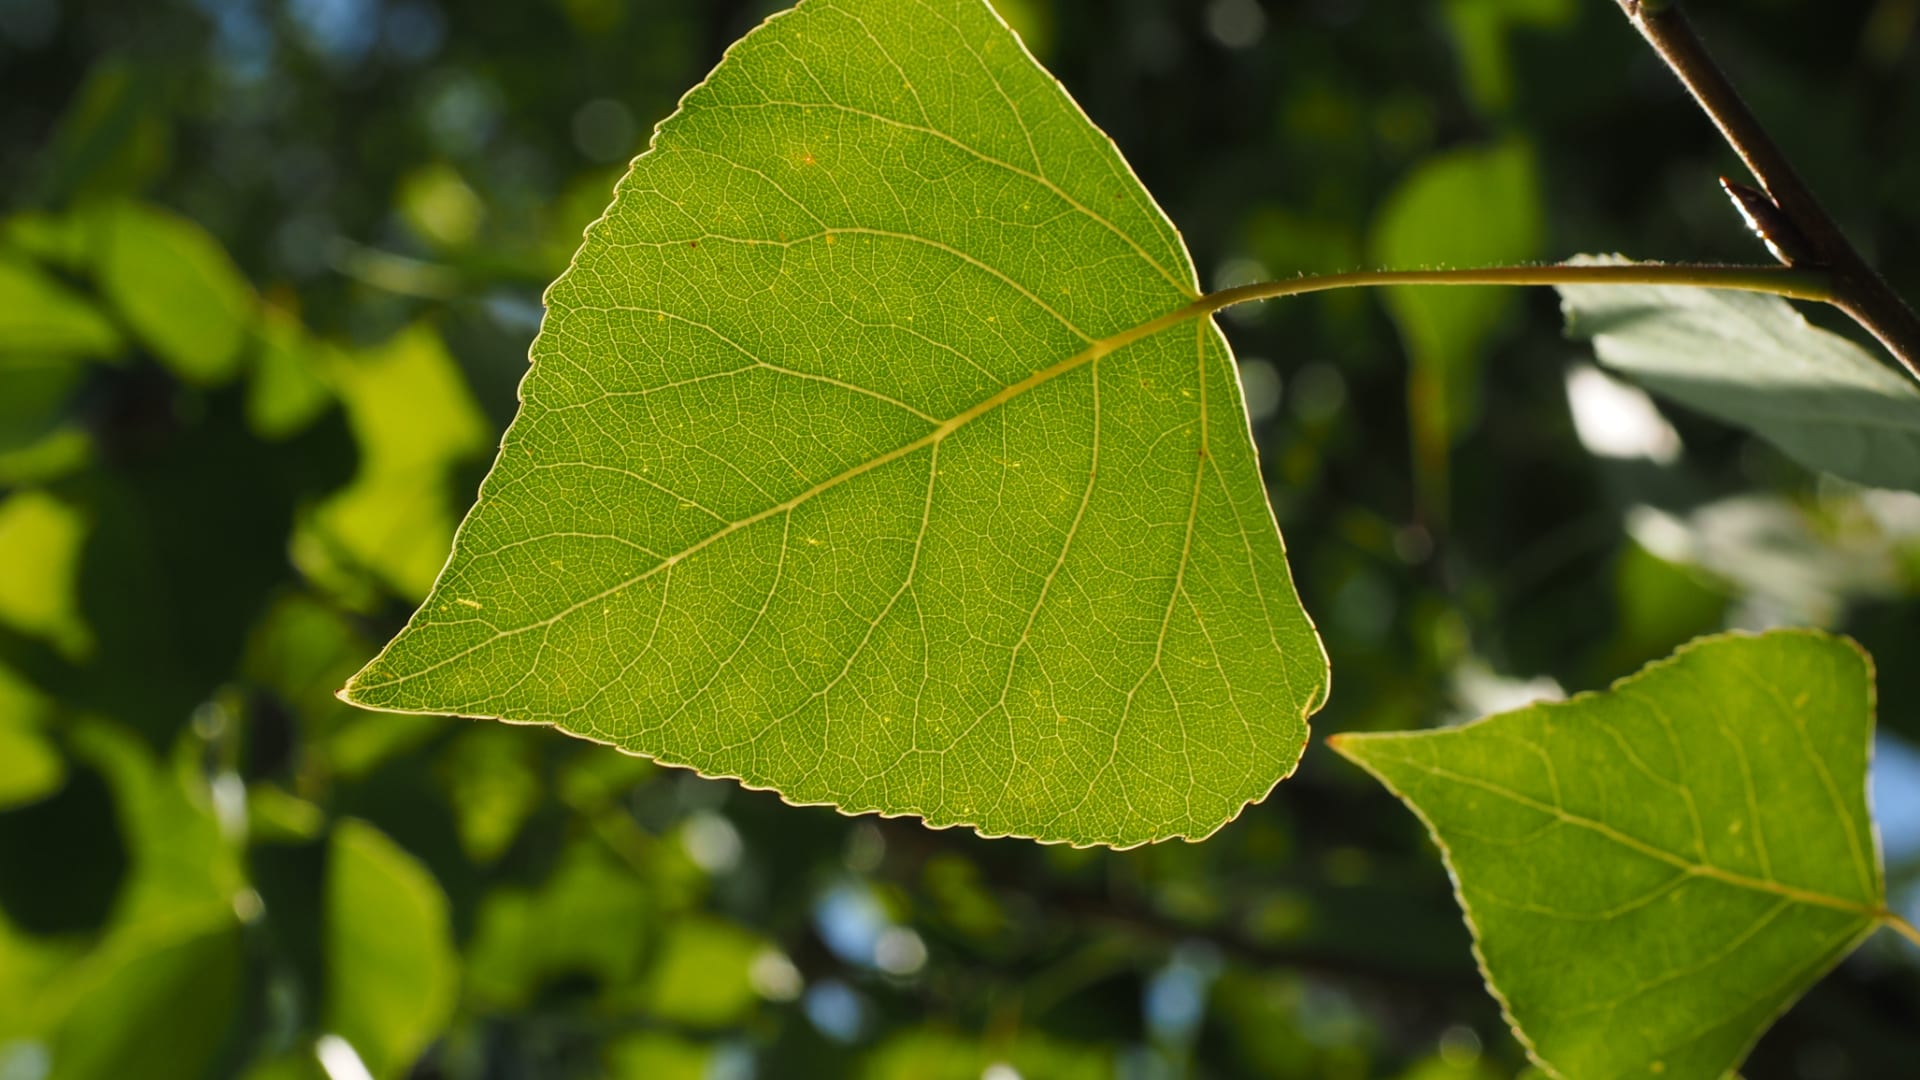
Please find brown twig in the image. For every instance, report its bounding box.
[1617,0,1920,379]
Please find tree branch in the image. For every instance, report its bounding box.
[1616,0,1920,378]
[1196,261,1829,318]
[1886,911,1920,949]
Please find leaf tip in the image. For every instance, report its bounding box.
[336,661,383,710]
[1322,732,1367,762]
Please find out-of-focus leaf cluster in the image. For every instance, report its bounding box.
[1,1,1917,1078]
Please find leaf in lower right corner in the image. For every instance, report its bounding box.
[1331,629,1887,1080]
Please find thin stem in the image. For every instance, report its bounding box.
[1190,261,1831,320]
[1615,0,1920,378]
[1886,911,1920,949]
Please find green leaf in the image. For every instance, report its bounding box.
[40,912,243,1080]
[71,721,246,927]
[0,664,63,811]
[1559,265,1920,492]
[0,427,92,487]
[5,210,97,270]
[861,1028,1113,1080]
[1371,140,1542,502]
[0,490,92,660]
[1441,0,1575,113]
[95,201,254,385]
[11,725,248,1077]
[29,61,171,204]
[342,0,1327,847]
[0,910,81,1043]
[0,254,121,357]
[244,783,326,844]
[438,725,543,863]
[0,354,90,459]
[603,1033,713,1080]
[639,916,769,1027]
[465,836,650,1008]
[323,819,459,1080]
[0,716,63,811]
[397,162,486,250]
[245,307,335,441]
[302,323,489,603]
[1330,630,1893,1080]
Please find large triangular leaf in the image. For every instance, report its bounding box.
[1331,630,1897,1080]
[341,0,1327,847]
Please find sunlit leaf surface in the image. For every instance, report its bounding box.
[344,0,1327,847]
[1332,631,1891,1080]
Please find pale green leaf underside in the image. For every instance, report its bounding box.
[343,0,1327,847]
[1333,631,1886,1080]
[1560,262,1920,492]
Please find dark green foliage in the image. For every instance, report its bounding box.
[1,2,1917,1078]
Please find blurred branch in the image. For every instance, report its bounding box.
[1888,913,1920,948]
[1048,892,1481,992]
[869,820,1477,1002]
[327,239,465,300]
[1615,0,1920,378]
[325,238,553,299]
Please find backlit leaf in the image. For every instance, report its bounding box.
[95,201,254,385]
[464,837,651,1008]
[604,1033,712,1080]
[1371,139,1542,503]
[303,323,489,602]
[323,819,459,1080]
[438,725,543,863]
[246,307,335,441]
[71,721,246,927]
[40,912,243,1080]
[0,490,91,659]
[0,653,61,810]
[11,723,247,1079]
[639,917,767,1027]
[0,254,121,357]
[1441,0,1575,113]
[1331,630,1894,1080]
[861,1028,1113,1080]
[343,0,1327,847]
[0,711,63,811]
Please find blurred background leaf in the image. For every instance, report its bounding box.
[323,819,459,1079]
[1371,139,1543,517]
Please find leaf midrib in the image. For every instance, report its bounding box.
[1356,745,1884,921]
[345,293,1218,699]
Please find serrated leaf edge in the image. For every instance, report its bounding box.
[338,0,1331,851]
